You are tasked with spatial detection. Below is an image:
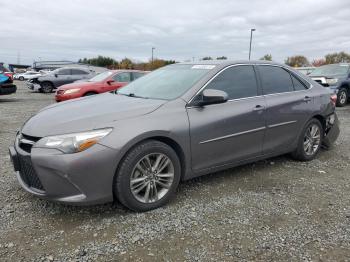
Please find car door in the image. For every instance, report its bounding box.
[187,65,266,171]
[257,65,312,155]
[109,72,131,91]
[71,69,89,82]
[55,68,72,86]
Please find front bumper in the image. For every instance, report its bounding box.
[26,82,41,91]
[55,92,81,102]
[9,137,120,205]
[0,84,17,95]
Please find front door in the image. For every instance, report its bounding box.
[187,65,266,171]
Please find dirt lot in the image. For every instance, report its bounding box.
[1,81,350,261]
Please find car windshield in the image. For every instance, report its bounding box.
[117,64,215,100]
[310,64,350,76]
[88,71,113,82]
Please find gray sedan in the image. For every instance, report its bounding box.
[9,61,339,211]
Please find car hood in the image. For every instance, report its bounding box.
[21,93,166,137]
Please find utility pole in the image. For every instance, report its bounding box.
[249,28,256,60]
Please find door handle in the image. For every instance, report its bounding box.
[303,96,312,102]
[253,105,265,111]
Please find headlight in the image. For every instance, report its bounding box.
[63,88,81,94]
[35,128,113,153]
[326,78,338,85]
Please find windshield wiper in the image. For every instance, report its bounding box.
[115,91,148,99]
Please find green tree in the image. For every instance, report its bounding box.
[119,58,134,69]
[285,55,310,67]
[324,52,350,64]
[260,54,272,61]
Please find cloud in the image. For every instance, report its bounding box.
[0,0,349,64]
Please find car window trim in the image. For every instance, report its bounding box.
[187,63,261,106]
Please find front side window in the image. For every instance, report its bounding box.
[113,72,131,82]
[57,69,71,75]
[204,65,258,100]
[71,69,88,75]
[258,66,294,95]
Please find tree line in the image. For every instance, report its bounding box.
[78,56,176,71]
[260,51,350,67]
[79,51,350,70]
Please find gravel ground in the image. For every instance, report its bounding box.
[1,81,350,261]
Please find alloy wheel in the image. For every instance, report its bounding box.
[130,153,174,203]
[303,124,321,156]
[339,91,347,105]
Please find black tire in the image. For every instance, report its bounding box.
[83,92,97,96]
[19,76,24,81]
[336,88,348,107]
[40,82,54,93]
[114,140,181,212]
[291,118,324,161]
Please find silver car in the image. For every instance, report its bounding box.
[9,61,340,211]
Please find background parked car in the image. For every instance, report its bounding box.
[0,68,17,96]
[309,63,350,106]
[55,70,148,102]
[295,66,315,75]
[14,71,43,81]
[27,67,97,93]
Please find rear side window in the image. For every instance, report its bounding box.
[291,74,307,91]
[71,69,88,75]
[113,72,131,82]
[258,66,294,95]
[132,72,146,80]
[204,65,258,100]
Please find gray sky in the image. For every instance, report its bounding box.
[1,0,349,65]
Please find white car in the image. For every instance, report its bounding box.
[14,71,42,81]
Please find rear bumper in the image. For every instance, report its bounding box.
[0,84,16,95]
[323,113,340,149]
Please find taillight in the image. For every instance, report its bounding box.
[330,94,337,106]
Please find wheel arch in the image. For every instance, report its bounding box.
[114,134,187,183]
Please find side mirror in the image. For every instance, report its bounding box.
[107,79,115,85]
[193,89,228,107]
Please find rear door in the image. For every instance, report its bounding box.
[187,65,266,171]
[257,65,311,155]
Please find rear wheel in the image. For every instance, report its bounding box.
[291,118,323,161]
[336,88,348,107]
[114,140,181,212]
[19,76,24,81]
[40,82,54,93]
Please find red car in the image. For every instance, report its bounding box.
[55,70,147,102]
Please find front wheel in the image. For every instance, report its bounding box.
[19,76,24,81]
[40,82,54,93]
[291,118,323,161]
[114,140,181,212]
[336,88,348,107]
